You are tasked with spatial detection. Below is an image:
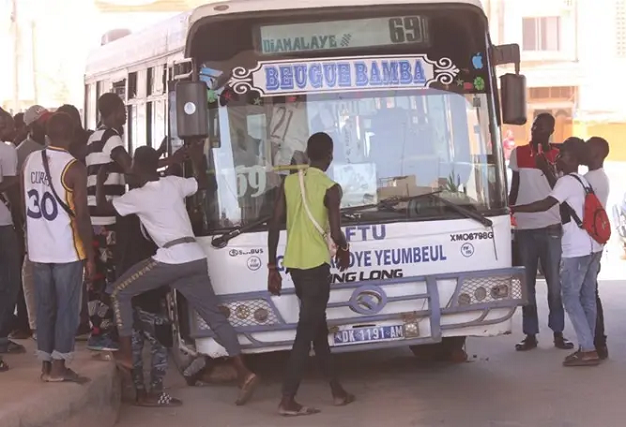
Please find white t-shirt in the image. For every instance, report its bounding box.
[550,173,602,258]
[112,176,206,265]
[509,145,561,229]
[584,168,609,208]
[0,142,18,226]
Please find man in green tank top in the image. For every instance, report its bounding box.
[268,132,353,416]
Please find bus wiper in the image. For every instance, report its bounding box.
[211,216,272,249]
[426,193,493,228]
[340,191,443,215]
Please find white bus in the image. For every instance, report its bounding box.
[85,0,527,364]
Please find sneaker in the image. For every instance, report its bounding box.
[87,335,119,352]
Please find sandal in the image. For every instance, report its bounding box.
[235,373,259,406]
[0,358,8,372]
[0,341,26,354]
[333,393,356,406]
[135,392,183,407]
[515,336,537,352]
[554,335,575,350]
[563,350,600,367]
[279,405,321,417]
[46,368,91,384]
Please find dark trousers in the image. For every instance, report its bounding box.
[0,226,20,343]
[89,225,117,338]
[595,262,606,348]
[282,263,338,398]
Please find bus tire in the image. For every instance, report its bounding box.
[409,336,467,363]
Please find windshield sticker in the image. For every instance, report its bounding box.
[228,55,459,97]
[473,77,485,91]
[471,53,484,70]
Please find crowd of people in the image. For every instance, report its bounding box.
[0,99,614,415]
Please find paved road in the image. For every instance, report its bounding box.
[116,277,626,427]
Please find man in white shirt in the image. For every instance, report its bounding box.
[97,143,258,406]
[582,137,610,360]
[0,110,25,371]
[512,138,602,366]
[508,113,572,352]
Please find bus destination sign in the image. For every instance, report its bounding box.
[257,16,430,56]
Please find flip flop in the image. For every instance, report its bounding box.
[279,405,321,417]
[235,373,259,406]
[46,368,90,384]
[135,392,183,408]
[333,393,356,406]
[0,359,8,372]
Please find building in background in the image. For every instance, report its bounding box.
[487,0,626,160]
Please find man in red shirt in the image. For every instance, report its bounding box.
[508,113,573,352]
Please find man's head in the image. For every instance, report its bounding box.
[585,137,609,168]
[0,109,15,142]
[131,146,160,181]
[57,104,83,131]
[45,112,75,149]
[98,93,126,129]
[306,132,334,171]
[24,105,51,144]
[530,113,555,146]
[556,137,586,174]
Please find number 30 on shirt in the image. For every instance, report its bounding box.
[27,189,59,221]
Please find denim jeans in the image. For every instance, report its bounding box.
[282,263,338,398]
[560,252,601,352]
[33,261,84,361]
[0,226,21,346]
[517,226,565,335]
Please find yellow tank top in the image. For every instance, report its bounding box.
[282,167,336,270]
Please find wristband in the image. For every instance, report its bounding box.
[339,244,350,252]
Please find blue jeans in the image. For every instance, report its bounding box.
[560,252,601,352]
[33,261,84,361]
[0,226,21,345]
[517,226,565,335]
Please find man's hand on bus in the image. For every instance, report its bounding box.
[267,267,282,296]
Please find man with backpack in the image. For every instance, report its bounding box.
[512,138,610,366]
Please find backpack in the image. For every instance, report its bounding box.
[567,174,611,244]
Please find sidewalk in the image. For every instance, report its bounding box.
[0,340,121,427]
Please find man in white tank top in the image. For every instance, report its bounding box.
[22,112,95,382]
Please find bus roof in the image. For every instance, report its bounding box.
[86,0,485,79]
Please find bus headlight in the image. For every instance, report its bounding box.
[458,293,471,305]
[490,284,510,299]
[235,305,250,319]
[403,322,420,338]
[218,305,231,318]
[254,308,269,323]
[473,286,487,301]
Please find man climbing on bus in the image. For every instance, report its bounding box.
[97,142,259,406]
[267,132,354,417]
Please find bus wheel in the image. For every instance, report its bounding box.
[409,337,467,363]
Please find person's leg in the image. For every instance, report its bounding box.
[32,262,55,376]
[88,225,118,351]
[580,252,601,342]
[49,261,88,382]
[594,261,607,358]
[561,256,599,366]
[515,229,540,349]
[131,327,146,396]
[169,260,257,405]
[308,265,353,406]
[537,228,573,349]
[0,226,25,354]
[11,233,28,337]
[22,256,37,335]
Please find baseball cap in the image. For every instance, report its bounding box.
[24,105,50,127]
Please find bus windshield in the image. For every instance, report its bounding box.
[188,6,506,232]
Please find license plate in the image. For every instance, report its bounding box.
[333,325,404,345]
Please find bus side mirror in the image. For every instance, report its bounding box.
[500,74,527,126]
[175,81,209,139]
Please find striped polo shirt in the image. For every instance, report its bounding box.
[85,126,126,226]
[509,143,561,230]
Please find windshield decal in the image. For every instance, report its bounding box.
[228,54,459,97]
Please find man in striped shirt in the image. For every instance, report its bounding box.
[86,93,186,352]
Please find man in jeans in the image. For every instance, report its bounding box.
[508,113,573,351]
[22,113,95,381]
[0,110,24,371]
[512,138,602,366]
[268,132,353,416]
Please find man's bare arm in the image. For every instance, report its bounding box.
[189,141,210,191]
[512,196,559,214]
[0,175,18,193]
[64,162,94,261]
[111,146,181,175]
[268,182,286,266]
[509,172,520,205]
[325,184,347,249]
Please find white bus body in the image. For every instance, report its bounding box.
[85,0,526,360]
